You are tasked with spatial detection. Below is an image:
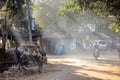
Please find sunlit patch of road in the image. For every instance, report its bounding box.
[20,54,120,80]
[48,57,120,80]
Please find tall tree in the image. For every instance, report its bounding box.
[0,0,26,69]
[59,0,120,32]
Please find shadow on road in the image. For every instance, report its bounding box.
[95,59,120,65]
[18,56,120,80]
[41,63,103,80]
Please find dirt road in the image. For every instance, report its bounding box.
[20,50,120,80]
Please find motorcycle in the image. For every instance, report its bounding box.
[93,49,100,60]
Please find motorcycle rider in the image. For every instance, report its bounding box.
[94,42,99,49]
[93,42,100,59]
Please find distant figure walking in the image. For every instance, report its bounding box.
[116,42,120,59]
[111,41,116,50]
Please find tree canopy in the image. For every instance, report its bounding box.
[0,0,30,33]
[0,0,25,17]
[59,0,120,32]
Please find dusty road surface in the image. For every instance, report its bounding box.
[19,50,120,80]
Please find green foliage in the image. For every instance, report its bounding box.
[59,0,111,17]
[33,0,61,29]
[0,0,28,28]
[0,0,25,18]
[108,20,120,33]
[59,0,120,33]
[59,0,76,15]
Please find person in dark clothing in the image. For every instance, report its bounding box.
[15,45,26,68]
[16,49,22,64]
[40,50,47,64]
[41,50,46,56]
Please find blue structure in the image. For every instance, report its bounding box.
[65,39,70,49]
[54,43,64,55]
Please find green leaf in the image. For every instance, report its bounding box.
[75,3,81,11]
